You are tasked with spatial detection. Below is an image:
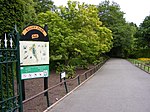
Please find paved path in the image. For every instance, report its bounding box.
[46,58,150,112]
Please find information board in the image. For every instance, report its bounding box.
[20,41,49,66]
[20,65,49,80]
[20,25,49,80]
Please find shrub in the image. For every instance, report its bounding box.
[56,63,75,78]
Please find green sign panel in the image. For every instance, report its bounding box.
[20,65,49,80]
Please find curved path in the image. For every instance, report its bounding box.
[46,58,150,112]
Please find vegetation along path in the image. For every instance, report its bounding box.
[45,58,150,112]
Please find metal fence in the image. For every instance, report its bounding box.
[0,26,108,112]
[22,59,107,111]
[129,59,150,73]
[0,28,23,112]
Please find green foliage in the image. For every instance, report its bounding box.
[68,58,88,69]
[98,0,125,27]
[37,11,70,61]
[0,57,15,110]
[22,0,37,25]
[97,1,137,58]
[140,16,150,43]
[134,15,150,57]
[0,0,140,78]
[36,1,113,76]
[64,65,75,78]
[92,56,108,65]
[0,0,36,36]
[33,0,55,14]
[56,63,75,78]
[0,0,24,36]
[129,49,150,58]
[135,15,150,48]
[56,1,113,62]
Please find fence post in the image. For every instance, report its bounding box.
[63,78,68,94]
[85,73,87,79]
[16,30,23,112]
[77,76,80,85]
[0,40,3,111]
[21,81,25,100]
[44,77,50,107]
[0,28,23,112]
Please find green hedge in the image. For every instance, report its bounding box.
[129,49,150,58]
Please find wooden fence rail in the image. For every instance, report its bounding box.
[23,59,108,109]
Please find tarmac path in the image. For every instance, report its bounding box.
[46,58,150,112]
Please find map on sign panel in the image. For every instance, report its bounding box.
[20,41,49,66]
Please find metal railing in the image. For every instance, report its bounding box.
[0,29,23,112]
[129,59,150,73]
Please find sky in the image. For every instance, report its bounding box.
[53,0,150,26]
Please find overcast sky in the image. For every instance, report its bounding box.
[53,0,150,26]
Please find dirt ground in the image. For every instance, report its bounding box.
[23,67,94,112]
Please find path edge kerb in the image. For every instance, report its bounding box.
[43,63,105,112]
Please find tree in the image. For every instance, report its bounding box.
[132,15,150,58]
[57,1,113,63]
[33,0,55,14]
[0,0,36,36]
[118,23,137,57]
[98,0,125,27]
[136,15,150,48]
[0,0,24,36]
[37,1,113,70]
[97,0,136,58]
[37,10,71,62]
[22,0,37,26]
